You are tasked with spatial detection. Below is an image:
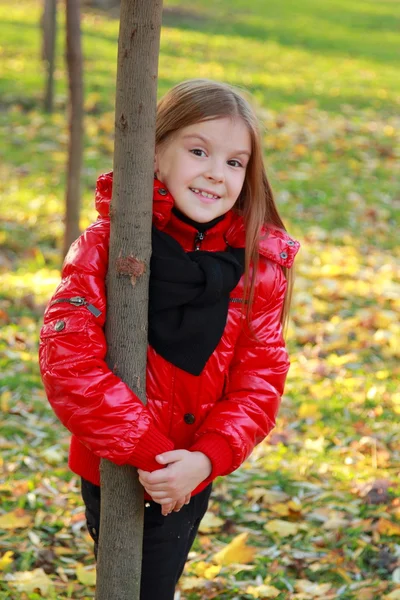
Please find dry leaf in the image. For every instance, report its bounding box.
[198,511,225,533]
[192,561,221,579]
[180,576,208,591]
[376,519,400,536]
[357,588,378,600]
[247,488,289,505]
[295,579,332,596]
[0,551,14,570]
[213,532,257,565]
[386,590,400,600]
[5,568,53,594]
[246,584,280,598]
[322,516,348,530]
[265,519,301,537]
[0,509,33,530]
[76,563,96,586]
[298,403,321,419]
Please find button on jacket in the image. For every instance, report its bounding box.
[39,172,300,496]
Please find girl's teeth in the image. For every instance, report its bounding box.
[191,188,218,199]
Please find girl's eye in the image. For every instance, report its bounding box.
[228,159,243,168]
[190,148,206,157]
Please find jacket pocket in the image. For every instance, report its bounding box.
[40,312,92,368]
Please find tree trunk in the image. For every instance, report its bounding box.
[95,1,163,599]
[42,0,57,113]
[63,0,83,258]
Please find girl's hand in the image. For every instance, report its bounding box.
[138,450,212,503]
[161,493,191,517]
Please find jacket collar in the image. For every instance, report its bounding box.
[95,171,300,268]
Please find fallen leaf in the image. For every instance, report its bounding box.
[0,509,33,530]
[180,576,208,591]
[298,403,321,419]
[246,584,280,598]
[198,511,225,533]
[76,563,96,586]
[192,560,221,579]
[386,590,400,600]
[0,551,14,570]
[247,488,289,505]
[295,579,332,596]
[213,532,257,565]
[376,519,400,536]
[5,568,53,594]
[357,588,378,600]
[265,519,301,537]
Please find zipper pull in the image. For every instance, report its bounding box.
[85,302,102,318]
[194,231,205,251]
[50,296,102,317]
[69,296,102,317]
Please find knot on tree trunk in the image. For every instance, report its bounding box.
[116,255,146,286]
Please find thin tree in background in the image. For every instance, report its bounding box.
[42,0,57,113]
[95,1,163,598]
[63,0,83,258]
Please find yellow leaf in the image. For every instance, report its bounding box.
[191,560,221,579]
[0,551,14,570]
[246,584,280,598]
[76,563,96,586]
[377,519,400,536]
[213,532,256,566]
[271,503,290,517]
[5,568,53,594]
[247,488,289,505]
[0,510,33,530]
[323,516,348,530]
[180,576,208,591]
[386,590,400,600]
[265,519,301,537]
[295,579,332,596]
[204,564,221,579]
[298,403,321,419]
[198,511,224,533]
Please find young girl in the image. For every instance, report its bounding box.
[39,79,300,599]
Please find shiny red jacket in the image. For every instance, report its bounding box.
[39,173,299,496]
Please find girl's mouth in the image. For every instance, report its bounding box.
[190,188,221,203]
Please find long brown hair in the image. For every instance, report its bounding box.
[156,79,294,330]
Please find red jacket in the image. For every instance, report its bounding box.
[39,173,300,496]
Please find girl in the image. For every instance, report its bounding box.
[39,79,300,599]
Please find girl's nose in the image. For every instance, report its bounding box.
[206,163,225,183]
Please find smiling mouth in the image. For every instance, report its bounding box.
[190,188,221,200]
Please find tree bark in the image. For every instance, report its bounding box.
[95,1,163,599]
[42,0,57,113]
[63,0,83,258]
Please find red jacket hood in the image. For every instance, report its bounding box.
[95,171,300,268]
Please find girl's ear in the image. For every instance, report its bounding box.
[154,153,159,178]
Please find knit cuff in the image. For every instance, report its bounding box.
[127,423,174,472]
[190,433,234,481]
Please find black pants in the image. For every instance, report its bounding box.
[81,478,212,600]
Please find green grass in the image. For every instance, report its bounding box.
[0,0,399,598]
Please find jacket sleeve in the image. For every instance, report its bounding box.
[39,219,174,472]
[189,262,289,482]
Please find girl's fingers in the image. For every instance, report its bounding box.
[148,490,172,500]
[157,497,175,505]
[142,482,171,492]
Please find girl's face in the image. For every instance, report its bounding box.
[154,117,251,223]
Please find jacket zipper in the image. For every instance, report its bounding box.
[194,231,205,251]
[50,296,102,317]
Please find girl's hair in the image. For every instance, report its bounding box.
[156,79,293,330]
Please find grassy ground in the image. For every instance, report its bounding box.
[0,0,399,598]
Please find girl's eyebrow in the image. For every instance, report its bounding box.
[182,133,251,157]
